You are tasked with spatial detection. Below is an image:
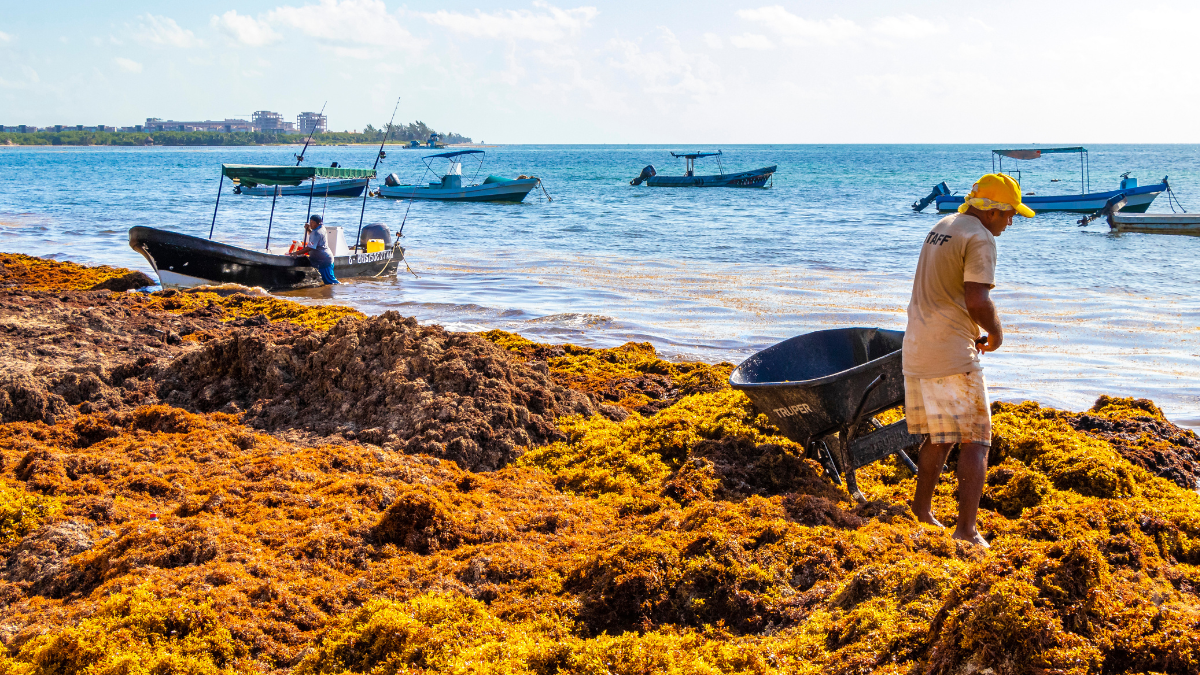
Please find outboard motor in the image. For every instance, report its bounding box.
[630,165,656,186]
[912,181,950,212]
[384,173,401,187]
[358,223,395,250]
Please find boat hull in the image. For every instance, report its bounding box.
[935,182,1164,213]
[237,179,369,197]
[645,166,776,188]
[129,226,403,291]
[1109,212,1200,235]
[377,178,538,202]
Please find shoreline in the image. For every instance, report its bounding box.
[0,252,1198,672]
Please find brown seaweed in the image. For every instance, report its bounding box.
[1,253,1199,674]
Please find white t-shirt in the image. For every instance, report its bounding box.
[903,213,998,379]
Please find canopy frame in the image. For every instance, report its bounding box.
[992,148,1088,194]
[424,149,485,159]
[209,165,378,244]
[670,150,724,177]
[421,150,486,184]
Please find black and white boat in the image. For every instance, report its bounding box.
[130,164,405,291]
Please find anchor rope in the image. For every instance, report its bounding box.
[1166,184,1187,213]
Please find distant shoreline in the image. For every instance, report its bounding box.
[0,129,476,148]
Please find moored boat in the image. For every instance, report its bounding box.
[1078,191,1200,236]
[129,164,405,291]
[631,151,775,188]
[913,147,1166,213]
[376,150,539,202]
[235,178,369,197]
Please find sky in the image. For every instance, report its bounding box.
[2,0,1198,144]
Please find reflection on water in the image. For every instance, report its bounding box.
[1,144,1198,424]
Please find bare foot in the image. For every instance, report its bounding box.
[911,507,943,528]
[952,529,990,548]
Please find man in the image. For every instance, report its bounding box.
[299,214,339,285]
[904,173,1033,547]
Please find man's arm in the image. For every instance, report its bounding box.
[964,281,1003,352]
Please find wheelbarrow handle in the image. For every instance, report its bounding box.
[848,373,886,439]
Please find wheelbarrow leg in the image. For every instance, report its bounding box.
[838,429,868,504]
[839,373,887,505]
[812,439,842,487]
[894,448,919,474]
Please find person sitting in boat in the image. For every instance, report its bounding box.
[297,214,339,285]
[903,173,1034,548]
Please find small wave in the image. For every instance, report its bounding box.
[184,283,271,297]
[524,313,617,329]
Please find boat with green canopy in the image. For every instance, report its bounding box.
[129,163,405,291]
[912,147,1167,214]
[233,165,371,197]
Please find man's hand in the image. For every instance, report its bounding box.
[965,282,1003,353]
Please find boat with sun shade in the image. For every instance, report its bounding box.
[630,151,776,188]
[912,147,1166,214]
[129,164,404,291]
[376,150,540,202]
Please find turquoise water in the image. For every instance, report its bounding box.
[1,144,1197,422]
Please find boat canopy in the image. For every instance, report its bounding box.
[221,164,376,187]
[992,147,1086,160]
[670,151,722,159]
[424,150,485,159]
[990,147,1091,194]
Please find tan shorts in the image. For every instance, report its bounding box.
[904,371,991,446]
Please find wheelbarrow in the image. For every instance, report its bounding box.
[730,327,924,503]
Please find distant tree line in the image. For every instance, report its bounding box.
[0,121,472,147]
[362,121,472,144]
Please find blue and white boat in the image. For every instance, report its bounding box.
[913,147,1166,214]
[376,150,539,202]
[235,177,369,197]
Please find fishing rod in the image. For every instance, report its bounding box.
[356,96,401,251]
[294,101,326,166]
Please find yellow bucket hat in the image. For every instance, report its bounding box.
[957,173,1036,217]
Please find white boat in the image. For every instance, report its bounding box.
[914,147,1166,214]
[1079,192,1200,235]
[376,150,539,202]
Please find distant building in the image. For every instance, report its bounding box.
[251,111,294,132]
[119,125,145,133]
[144,117,253,132]
[297,111,327,135]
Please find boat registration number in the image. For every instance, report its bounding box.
[350,251,392,264]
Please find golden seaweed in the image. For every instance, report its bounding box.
[2,255,1199,674]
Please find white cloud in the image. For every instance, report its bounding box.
[729,33,773,50]
[0,65,39,89]
[422,2,598,42]
[737,7,862,45]
[211,10,281,46]
[269,0,417,48]
[134,14,202,48]
[871,15,947,40]
[736,7,946,46]
[0,31,13,42]
[703,32,722,49]
[608,29,723,99]
[114,57,143,73]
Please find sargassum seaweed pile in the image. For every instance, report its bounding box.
[0,254,1199,675]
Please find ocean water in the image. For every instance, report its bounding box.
[1,144,1197,424]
